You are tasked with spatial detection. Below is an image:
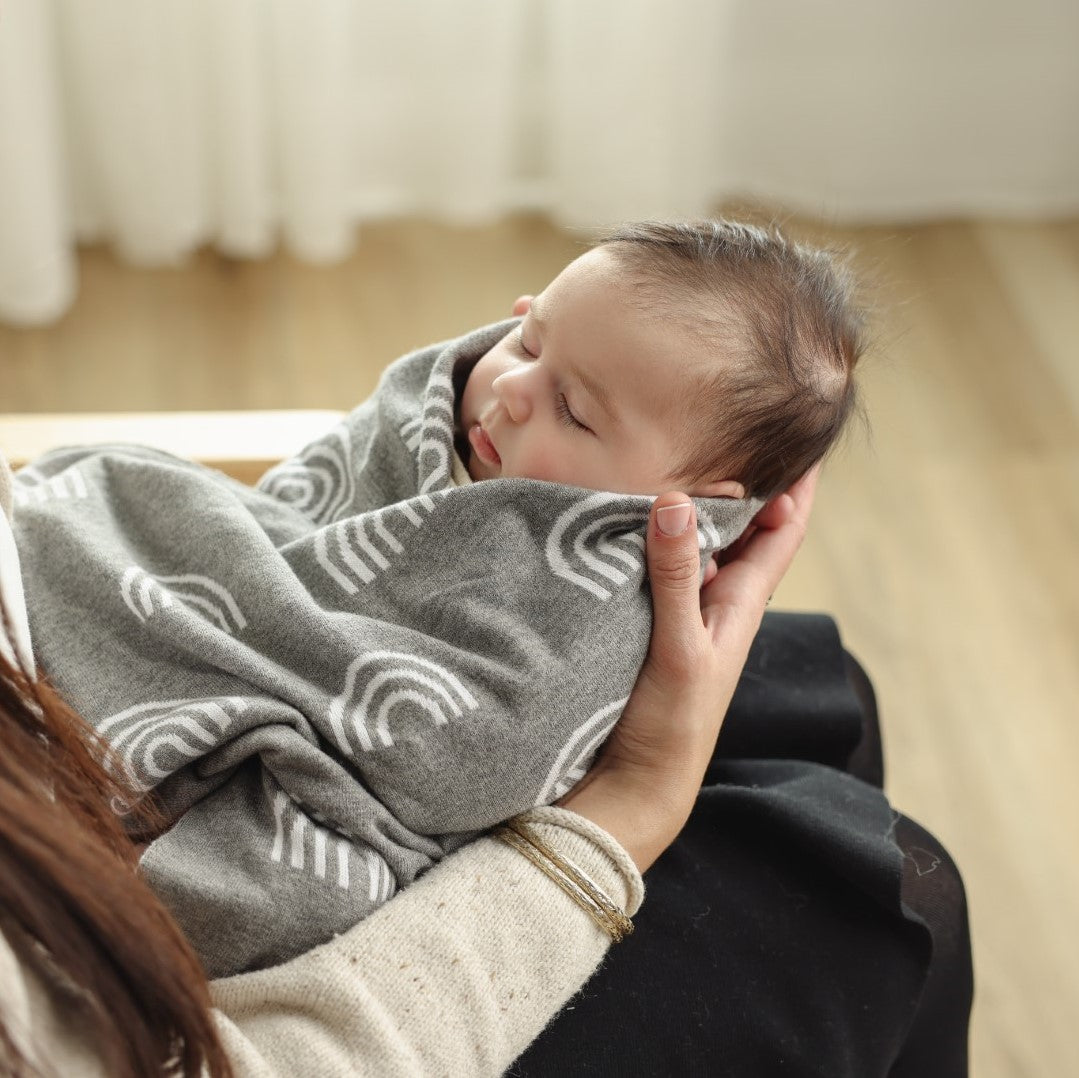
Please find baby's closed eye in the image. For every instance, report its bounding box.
[555,393,591,433]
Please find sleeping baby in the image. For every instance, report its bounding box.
[11,219,863,977]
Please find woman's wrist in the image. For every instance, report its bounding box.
[555,761,690,874]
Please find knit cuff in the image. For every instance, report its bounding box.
[512,805,645,916]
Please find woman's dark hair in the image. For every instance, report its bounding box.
[0,649,233,1078]
[602,219,865,498]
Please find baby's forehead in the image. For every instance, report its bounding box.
[541,248,744,387]
[549,249,723,327]
[606,335,722,428]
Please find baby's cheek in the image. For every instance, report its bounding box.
[512,436,577,485]
[460,357,494,422]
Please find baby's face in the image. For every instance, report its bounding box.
[460,248,735,497]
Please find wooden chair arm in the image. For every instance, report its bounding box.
[0,410,345,485]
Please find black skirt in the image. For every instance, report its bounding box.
[510,612,973,1077]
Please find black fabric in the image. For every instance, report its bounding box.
[509,612,972,1077]
[713,612,884,787]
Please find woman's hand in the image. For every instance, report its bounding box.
[556,466,819,872]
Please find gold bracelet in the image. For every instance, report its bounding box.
[493,817,634,942]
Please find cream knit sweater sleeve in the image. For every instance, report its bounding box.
[0,811,642,1078]
[212,807,644,1077]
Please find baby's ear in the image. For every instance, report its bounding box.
[512,295,533,317]
[695,479,746,499]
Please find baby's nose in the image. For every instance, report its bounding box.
[493,367,532,423]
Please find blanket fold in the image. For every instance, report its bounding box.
[13,319,761,976]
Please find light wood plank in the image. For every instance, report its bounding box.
[0,410,343,485]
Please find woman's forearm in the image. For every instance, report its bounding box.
[210,809,642,1077]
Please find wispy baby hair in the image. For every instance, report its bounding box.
[601,219,865,498]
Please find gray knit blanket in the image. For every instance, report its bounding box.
[12,319,761,977]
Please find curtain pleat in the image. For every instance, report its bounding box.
[1,0,1077,325]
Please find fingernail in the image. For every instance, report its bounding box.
[656,502,692,536]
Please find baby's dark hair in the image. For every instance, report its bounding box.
[601,219,865,498]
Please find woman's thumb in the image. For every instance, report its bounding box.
[647,494,703,639]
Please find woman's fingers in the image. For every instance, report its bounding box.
[644,493,708,673]
[555,474,818,872]
[701,557,718,587]
[644,469,819,656]
[553,493,722,871]
[701,465,819,633]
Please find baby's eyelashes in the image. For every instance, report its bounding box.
[555,393,591,433]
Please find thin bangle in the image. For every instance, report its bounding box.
[493,816,634,942]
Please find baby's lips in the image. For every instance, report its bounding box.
[468,423,502,467]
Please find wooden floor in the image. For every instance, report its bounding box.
[3,214,1077,1076]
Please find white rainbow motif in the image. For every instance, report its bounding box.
[545,494,647,600]
[314,499,446,594]
[399,416,423,451]
[535,697,628,804]
[697,514,722,552]
[364,848,397,903]
[12,463,48,486]
[98,696,249,792]
[268,790,360,891]
[120,567,247,634]
[12,467,89,507]
[415,373,456,494]
[265,787,397,900]
[259,425,356,524]
[326,650,478,756]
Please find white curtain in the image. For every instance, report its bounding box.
[1,0,1077,326]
